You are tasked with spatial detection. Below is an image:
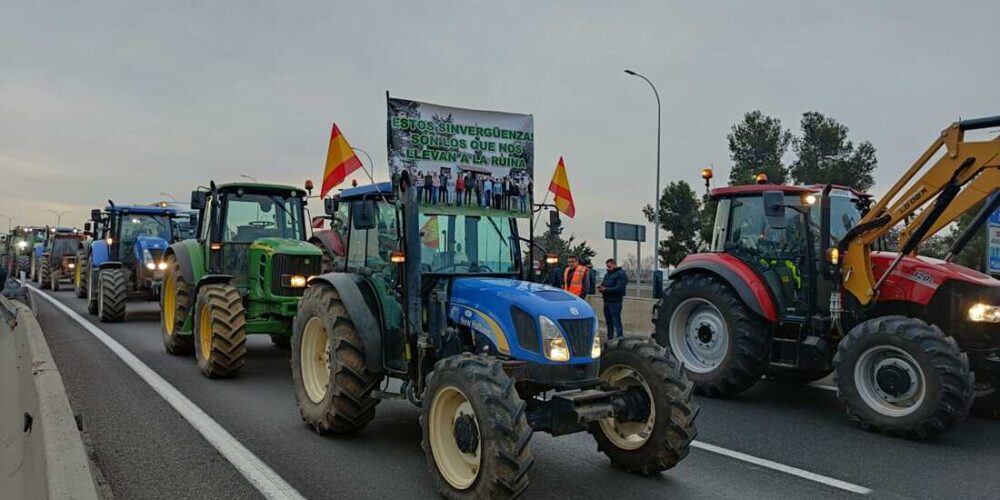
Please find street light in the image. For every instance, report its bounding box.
[46,209,70,226]
[624,69,662,275]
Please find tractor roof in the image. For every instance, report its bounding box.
[51,227,80,234]
[710,184,869,199]
[105,205,178,216]
[216,182,307,197]
[337,182,393,201]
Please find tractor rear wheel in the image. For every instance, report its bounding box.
[193,283,246,378]
[39,257,51,289]
[160,256,194,355]
[589,338,697,474]
[422,354,533,499]
[654,273,771,397]
[291,284,380,433]
[834,316,974,439]
[16,256,29,277]
[97,268,127,322]
[74,250,87,298]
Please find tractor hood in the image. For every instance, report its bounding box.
[134,235,169,253]
[448,277,597,364]
[249,237,322,256]
[871,251,1000,305]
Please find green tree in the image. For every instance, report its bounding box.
[790,112,877,191]
[727,110,793,185]
[643,181,705,267]
[528,218,596,266]
[942,200,987,271]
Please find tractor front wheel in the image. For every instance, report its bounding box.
[291,284,380,433]
[834,316,974,439]
[39,256,51,289]
[589,338,697,474]
[193,283,247,378]
[74,250,87,298]
[654,273,771,397]
[97,268,127,322]
[422,354,533,499]
[16,256,29,278]
[160,257,193,355]
[50,267,60,291]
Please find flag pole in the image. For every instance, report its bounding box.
[533,189,552,227]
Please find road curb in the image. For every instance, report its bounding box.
[0,292,99,500]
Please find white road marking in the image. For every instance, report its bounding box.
[29,286,305,500]
[692,440,872,495]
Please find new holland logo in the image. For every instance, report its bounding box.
[569,307,579,316]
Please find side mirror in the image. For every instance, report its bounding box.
[324,198,339,216]
[549,210,561,229]
[83,222,92,232]
[762,191,787,230]
[90,209,101,222]
[189,213,198,226]
[351,200,377,230]
[191,191,207,210]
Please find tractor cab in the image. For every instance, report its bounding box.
[35,227,86,290]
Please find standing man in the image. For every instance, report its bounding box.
[430,171,440,205]
[455,173,465,207]
[598,258,628,339]
[446,173,456,206]
[414,170,425,204]
[562,255,590,299]
[483,177,493,209]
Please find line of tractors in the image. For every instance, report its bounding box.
[1,115,997,499]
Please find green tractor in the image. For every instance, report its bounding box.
[159,181,322,378]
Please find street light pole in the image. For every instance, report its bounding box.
[625,69,662,277]
[46,210,70,226]
[0,214,12,232]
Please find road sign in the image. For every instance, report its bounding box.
[605,221,646,242]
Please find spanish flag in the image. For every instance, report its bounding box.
[421,216,439,249]
[321,124,363,198]
[548,156,576,218]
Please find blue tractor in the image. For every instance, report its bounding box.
[290,182,697,498]
[85,201,177,322]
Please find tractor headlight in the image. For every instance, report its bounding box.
[281,274,308,288]
[157,262,167,270]
[539,315,570,362]
[17,240,27,249]
[968,303,1000,323]
[591,334,601,358]
[68,262,75,269]
[143,249,155,270]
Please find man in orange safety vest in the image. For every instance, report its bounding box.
[562,255,590,299]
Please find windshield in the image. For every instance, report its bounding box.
[811,193,863,244]
[120,215,172,243]
[51,238,80,257]
[222,193,304,242]
[418,212,517,274]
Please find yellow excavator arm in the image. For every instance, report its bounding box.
[840,117,1000,305]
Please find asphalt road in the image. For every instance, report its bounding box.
[28,285,1000,500]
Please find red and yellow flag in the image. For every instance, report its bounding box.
[421,216,439,249]
[548,156,576,218]
[321,124,363,198]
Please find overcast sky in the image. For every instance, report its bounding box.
[2,1,998,259]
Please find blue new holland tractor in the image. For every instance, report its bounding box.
[84,201,177,322]
[290,181,697,498]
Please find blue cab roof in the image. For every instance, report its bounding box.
[105,205,177,216]
[337,182,393,201]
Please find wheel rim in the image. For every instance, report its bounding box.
[669,298,729,373]
[429,385,481,490]
[301,317,331,404]
[163,272,176,335]
[598,365,656,450]
[199,303,212,361]
[854,345,926,417]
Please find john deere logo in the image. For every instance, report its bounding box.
[569,307,579,316]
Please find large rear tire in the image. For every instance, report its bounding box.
[653,273,771,397]
[422,354,533,499]
[74,250,88,298]
[291,284,380,433]
[39,256,51,289]
[97,268,127,322]
[160,256,194,355]
[50,267,60,291]
[834,316,974,439]
[193,283,247,378]
[589,338,697,474]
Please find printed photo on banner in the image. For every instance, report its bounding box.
[387,97,534,218]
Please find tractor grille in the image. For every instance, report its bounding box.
[559,318,595,357]
[271,254,321,297]
[510,306,540,352]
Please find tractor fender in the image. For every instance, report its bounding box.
[89,239,111,268]
[668,253,779,322]
[309,272,383,373]
[194,274,234,297]
[165,240,204,285]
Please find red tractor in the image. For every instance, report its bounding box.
[654,116,1000,439]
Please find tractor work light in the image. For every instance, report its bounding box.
[802,194,817,205]
[701,168,713,180]
[105,237,113,246]
[539,315,570,362]
[827,248,839,265]
[210,243,222,251]
[968,303,1000,323]
[545,253,559,265]
[755,173,769,184]
[390,251,406,263]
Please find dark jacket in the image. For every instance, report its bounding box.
[545,265,564,288]
[600,267,628,303]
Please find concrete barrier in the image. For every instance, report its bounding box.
[586,295,656,337]
[0,293,98,500]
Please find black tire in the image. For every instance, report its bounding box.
[589,338,698,474]
[97,268,127,322]
[291,284,380,433]
[653,273,771,397]
[421,354,533,499]
[29,255,36,282]
[833,316,974,439]
[86,268,99,315]
[16,256,29,277]
[50,266,60,291]
[972,385,1000,419]
[193,283,247,378]
[39,256,51,289]
[160,255,194,355]
[766,367,833,384]
[74,250,88,298]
